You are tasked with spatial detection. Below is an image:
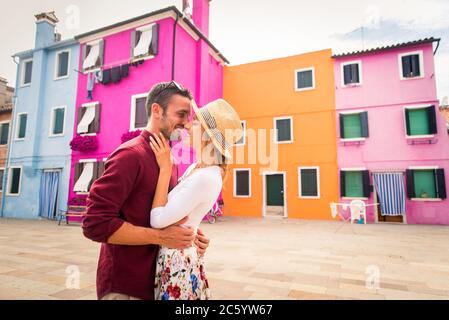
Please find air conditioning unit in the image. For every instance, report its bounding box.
[54,32,62,42]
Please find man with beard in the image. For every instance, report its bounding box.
[82,81,211,300]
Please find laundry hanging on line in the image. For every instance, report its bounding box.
[111,66,122,83]
[99,63,131,85]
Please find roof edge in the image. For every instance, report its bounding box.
[74,6,229,64]
[332,37,440,58]
[12,38,78,58]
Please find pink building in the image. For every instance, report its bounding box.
[69,2,227,204]
[334,38,449,225]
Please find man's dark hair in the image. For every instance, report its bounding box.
[146,82,193,117]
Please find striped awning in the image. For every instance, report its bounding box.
[373,173,406,216]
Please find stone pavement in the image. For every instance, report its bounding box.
[1,217,449,300]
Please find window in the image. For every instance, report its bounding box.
[235,120,246,146]
[82,40,103,71]
[340,170,371,198]
[130,94,148,130]
[132,23,159,59]
[77,103,101,134]
[7,167,22,195]
[298,167,320,198]
[406,168,446,200]
[274,116,293,143]
[0,122,10,145]
[16,113,28,140]
[55,50,70,79]
[295,67,315,91]
[73,160,104,193]
[234,169,251,197]
[50,107,66,136]
[399,51,424,80]
[341,61,362,86]
[339,112,369,139]
[21,59,33,86]
[405,105,437,137]
[0,169,4,192]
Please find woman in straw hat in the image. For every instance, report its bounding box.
[149,98,243,300]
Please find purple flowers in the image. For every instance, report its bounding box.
[70,135,99,152]
[121,130,141,143]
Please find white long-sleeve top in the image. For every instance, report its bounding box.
[150,163,222,231]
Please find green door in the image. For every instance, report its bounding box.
[266,174,284,206]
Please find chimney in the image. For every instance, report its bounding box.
[192,0,210,37]
[0,77,7,107]
[182,0,193,21]
[34,11,59,48]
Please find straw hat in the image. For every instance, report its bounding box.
[191,98,243,159]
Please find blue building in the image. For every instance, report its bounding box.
[1,12,80,219]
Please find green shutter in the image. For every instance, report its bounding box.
[343,65,352,84]
[413,170,436,198]
[408,108,430,135]
[18,114,27,139]
[344,171,364,197]
[58,52,69,77]
[410,54,421,77]
[276,118,291,142]
[297,70,313,89]
[24,61,33,84]
[343,114,362,138]
[0,170,4,191]
[301,169,318,197]
[10,168,21,194]
[53,108,65,134]
[402,56,412,77]
[0,123,9,145]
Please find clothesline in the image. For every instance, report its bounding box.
[99,58,137,70]
[329,201,379,222]
[331,202,379,207]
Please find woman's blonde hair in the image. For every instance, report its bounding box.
[215,148,229,187]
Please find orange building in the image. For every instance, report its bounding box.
[222,49,338,220]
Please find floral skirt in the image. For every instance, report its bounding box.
[154,246,211,300]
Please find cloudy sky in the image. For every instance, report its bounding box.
[1,0,448,99]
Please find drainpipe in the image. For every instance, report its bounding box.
[169,12,179,152]
[1,56,20,217]
[433,39,440,55]
[171,11,179,81]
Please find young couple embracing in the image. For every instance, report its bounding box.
[82,81,242,300]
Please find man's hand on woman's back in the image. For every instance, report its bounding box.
[158,216,195,249]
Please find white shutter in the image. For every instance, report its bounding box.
[83,44,100,70]
[73,162,94,192]
[77,106,96,134]
[133,29,153,57]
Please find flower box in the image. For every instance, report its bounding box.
[70,135,99,152]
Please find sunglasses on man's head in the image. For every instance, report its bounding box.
[157,81,184,96]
